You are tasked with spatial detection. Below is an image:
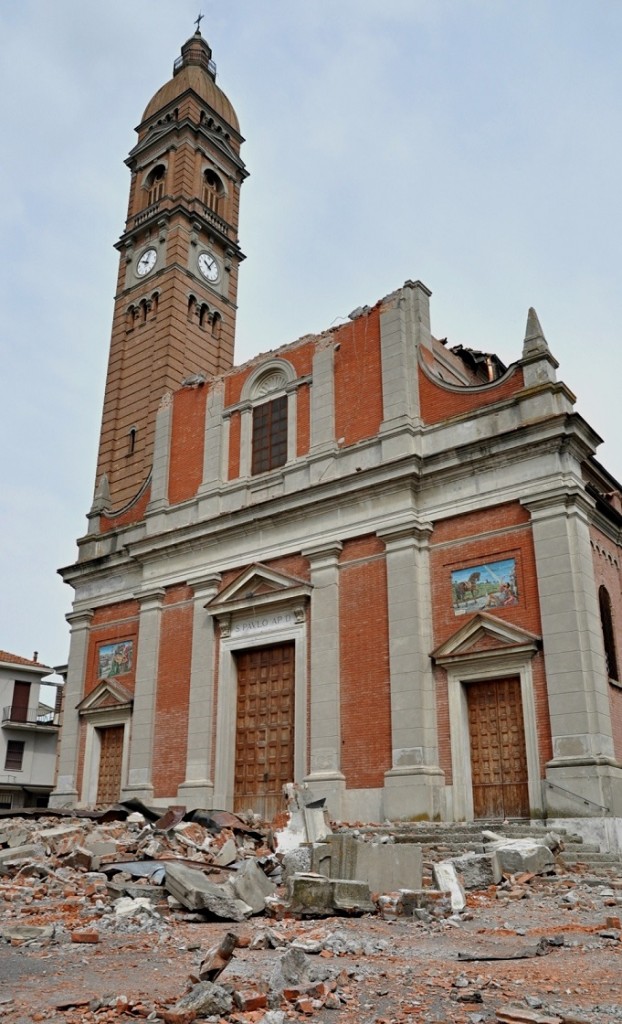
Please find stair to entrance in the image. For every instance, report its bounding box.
[349,820,622,878]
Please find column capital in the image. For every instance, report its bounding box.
[186,573,222,602]
[522,486,595,523]
[302,541,343,568]
[66,609,94,630]
[377,517,434,549]
[134,587,166,610]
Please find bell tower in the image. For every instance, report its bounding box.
[92,27,247,514]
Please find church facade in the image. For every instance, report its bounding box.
[52,30,622,839]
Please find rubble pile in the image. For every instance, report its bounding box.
[1,792,622,1023]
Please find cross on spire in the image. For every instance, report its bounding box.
[194,12,204,33]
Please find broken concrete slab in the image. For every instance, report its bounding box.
[287,872,374,915]
[164,981,232,1019]
[0,844,43,864]
[287,873,334,914]
[276,783,331,853]
[213,836,238,866]
[433,861,467,912]
[457,939,548,960]
[331,878,375,913]
[311,833,422,892]
[495,1006,562,1024]
[483,838,554,876]
[451,851,502,889]
[164,861,252,921]
[230,855,276,912]
[1,924,54,943]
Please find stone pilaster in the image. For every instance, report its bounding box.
[177,574,221,808]
[302,541,345,815]
[310,343,335,452]
[147,392,172,513]
[378,521,444,820]
[120,588,165,803]
[49,610,93,808]
[379,280,430,461]
[526,489,622,815]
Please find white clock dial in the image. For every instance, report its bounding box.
[136,248,157,276]
[198,251,219,282]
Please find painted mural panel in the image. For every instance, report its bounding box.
[98,640,133,679]
[451,558,518,615]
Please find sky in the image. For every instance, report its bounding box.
[1,0,622,672]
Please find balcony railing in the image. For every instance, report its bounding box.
[2,707,59,728]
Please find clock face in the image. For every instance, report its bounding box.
[136,248,157,277]
[198,251,219,283]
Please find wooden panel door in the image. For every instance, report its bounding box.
[467,678,530,819]
[96,725,124,805]
[11,682,30,723]
[234,642,295,820]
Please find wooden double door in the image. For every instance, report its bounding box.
[234,642,295,820]
[467,677,530,819]
[96,725,124,806]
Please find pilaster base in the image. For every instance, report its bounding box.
[119,784,155,806]
[545,758,622,819]
[177,780,214,811]
[48,787,79,809]
[383,765,445,821]
[303,771,346,819]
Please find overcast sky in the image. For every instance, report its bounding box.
[2,0,622,670]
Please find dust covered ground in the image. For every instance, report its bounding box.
[0,808,621,1024]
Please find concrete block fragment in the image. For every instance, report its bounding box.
[230,857,276,913]
[165,861,252,921]
[169,981,232,1018]
[484,840,554,876]
[311,834,422,892]
[287,873,334,914]
[0,844,43,864]
[213,837,238,866]
[331,878,374,913]
[433,861,467,911]
[451,852,502,889]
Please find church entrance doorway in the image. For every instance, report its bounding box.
[233,642,295,819]
[96,725,124,805]
[466,677,529,819]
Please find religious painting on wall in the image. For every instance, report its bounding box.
[98,640,133,679]
[451,558,518,615]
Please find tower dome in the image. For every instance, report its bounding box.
[141,29,239,133]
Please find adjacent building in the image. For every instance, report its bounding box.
[51,29,622,844]
[0,651,60,809]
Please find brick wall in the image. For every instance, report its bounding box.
[338,536,391,788]
[419,364,525,424]
[152,585,194,798]
[334,310,383,447]
[168,386,206,504]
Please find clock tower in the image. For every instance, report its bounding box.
[92,27,247,515]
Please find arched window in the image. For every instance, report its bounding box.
[199,303,210,329]
[211,311,222,340]
[251,370,289,476]
[599,585,619,681]
[127,427,137,456]
[202,169,224,215]
[125,306,135,332]
[146,164,166,207]
[187,295,197,321]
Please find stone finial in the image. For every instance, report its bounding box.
[521,307,559,386]
[522,307,550,358]
[90,473,111,515]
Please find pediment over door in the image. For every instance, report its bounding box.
[76,679,134,717]
[207,563,312,637]
[432,612,540,667]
